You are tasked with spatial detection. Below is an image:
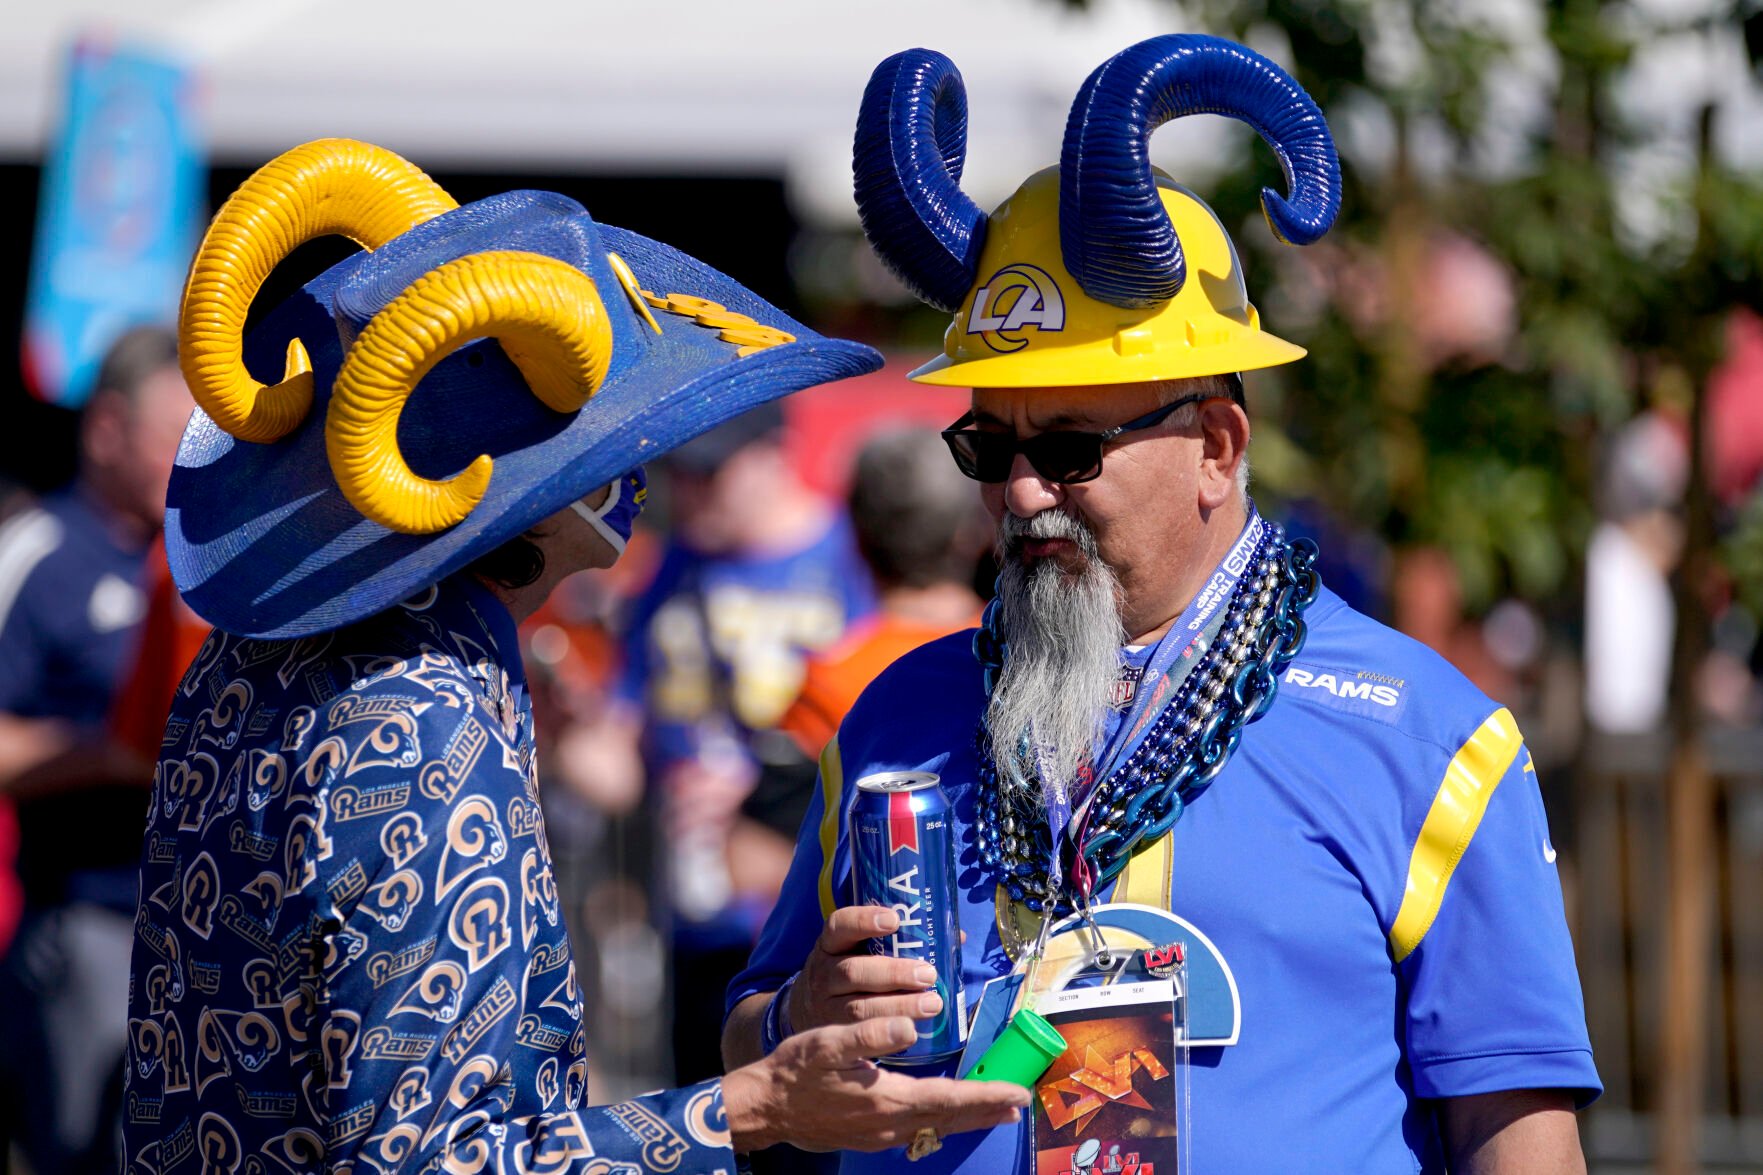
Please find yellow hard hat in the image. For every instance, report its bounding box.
[853,35,1341,390]
[909,167,1304,386]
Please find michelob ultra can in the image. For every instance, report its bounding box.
[851,771,967,1064]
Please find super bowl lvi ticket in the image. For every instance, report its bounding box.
[1031,980,1179,1175]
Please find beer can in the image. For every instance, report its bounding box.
[851,770,967,1064]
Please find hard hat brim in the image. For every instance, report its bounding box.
[906,326,1307,388]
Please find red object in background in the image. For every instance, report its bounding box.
[780,358,970,497]
[1708,309,1763,506]
[110,538,211,760]
[0,801,18,955]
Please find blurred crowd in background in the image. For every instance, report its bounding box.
[3,0,1763,1172]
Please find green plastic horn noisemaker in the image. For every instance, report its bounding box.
[963,1009,1067,1089]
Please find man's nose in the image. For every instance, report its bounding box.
[1003,452,1063,518]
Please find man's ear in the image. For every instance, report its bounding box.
[1196,397,1250,511]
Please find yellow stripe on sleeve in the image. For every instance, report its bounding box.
[1389,707,1524,962]
[816,735,844,918]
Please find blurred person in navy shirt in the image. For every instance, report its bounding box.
[614,402,874,1084]
[0,325,189,1175]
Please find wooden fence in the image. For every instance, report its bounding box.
[1574,728,1763,1170]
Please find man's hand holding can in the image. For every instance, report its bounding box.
[789,905,946,1032]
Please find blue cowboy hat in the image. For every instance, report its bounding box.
[167,139,881,638]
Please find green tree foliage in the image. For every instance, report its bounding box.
[1165,0,1763,611]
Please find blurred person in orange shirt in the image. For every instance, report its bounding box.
[0,326,188,1175]
[776,428,988,757]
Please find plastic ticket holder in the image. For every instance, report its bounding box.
[963,1008,1067,1088]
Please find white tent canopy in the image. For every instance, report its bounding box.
[1,0,1253,226]
[7,0,1760,238]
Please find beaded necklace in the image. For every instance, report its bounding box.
[972,524,1319,916]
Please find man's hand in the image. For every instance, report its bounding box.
[722,899,952,1065]
[721,1017,1029,1153]
[789,905,941,1031]
[721,905,949,1071]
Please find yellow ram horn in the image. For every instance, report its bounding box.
[180,139,458,443]
[326,251,613,535]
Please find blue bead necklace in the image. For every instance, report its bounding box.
[972,527,1319,914]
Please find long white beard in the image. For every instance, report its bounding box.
[985,510,1125,806]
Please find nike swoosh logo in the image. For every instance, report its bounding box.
[1543,840,1558,864]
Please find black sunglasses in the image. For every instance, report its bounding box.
[942,393,1206,484]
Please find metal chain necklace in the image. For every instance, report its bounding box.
[972,525,1320,915]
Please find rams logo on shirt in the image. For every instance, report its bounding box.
[127,580,737,1172]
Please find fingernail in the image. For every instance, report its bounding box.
[875,911,899,933]
[914,964,937,985]
[917,992,943,1016]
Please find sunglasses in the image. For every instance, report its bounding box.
[942,393,1206,484]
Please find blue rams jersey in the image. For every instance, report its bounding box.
[124,574,734,1174]
[617,515,875,768]
[0,488,147,725]
[729,585,1599,1173]
[0,487,152,907]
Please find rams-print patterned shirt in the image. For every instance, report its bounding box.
[123,574,733,1174]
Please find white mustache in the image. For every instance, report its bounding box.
[997,509,1098,558]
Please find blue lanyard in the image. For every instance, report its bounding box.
[1029,508,1264,894]
[1038,750,1072,898]
[1093,508,1263,784]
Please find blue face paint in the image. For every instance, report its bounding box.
[571,467,647,556]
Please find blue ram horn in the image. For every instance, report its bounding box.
[853,49,988,314]
[1060,34,1341,309]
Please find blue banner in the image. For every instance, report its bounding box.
[22,40,205,408]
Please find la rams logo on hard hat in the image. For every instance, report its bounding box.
[967,263,1065,353]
